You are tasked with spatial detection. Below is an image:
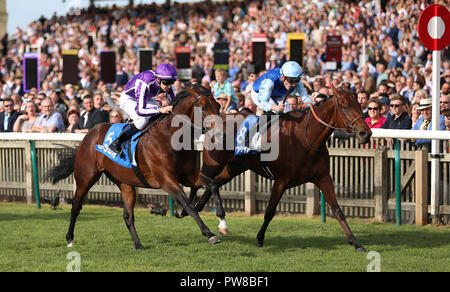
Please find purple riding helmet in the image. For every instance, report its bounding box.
[155,63,178,80]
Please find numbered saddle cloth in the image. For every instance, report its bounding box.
[234,115,262,156]
[95,123,141,168]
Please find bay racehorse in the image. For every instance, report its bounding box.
[47,83,221,249]
[179,85,372,251]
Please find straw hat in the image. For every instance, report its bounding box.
[416,98,432,110]
[217,93,228,100]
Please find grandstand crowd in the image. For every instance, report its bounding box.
[0,0,449,149]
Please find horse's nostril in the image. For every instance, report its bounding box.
[358,131,368,139]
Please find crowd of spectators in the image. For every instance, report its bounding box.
[0,0,449,150]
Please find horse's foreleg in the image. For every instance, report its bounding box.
[198,173,228,235]
[176,170,228,236]
[200,162,247,236]
[162,179,220,244]
[175,185,200,219]
[314,174,366,252]
[257,180,286,247]
[121,184,144,250]
[192,188,213,213]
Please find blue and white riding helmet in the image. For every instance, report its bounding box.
[280,61,303,78]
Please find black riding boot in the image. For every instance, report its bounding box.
[108,123,139,155]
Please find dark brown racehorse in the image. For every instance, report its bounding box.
[179,85,372,251]
[47,83,221,249]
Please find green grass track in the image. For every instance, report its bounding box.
[0,202,449,272]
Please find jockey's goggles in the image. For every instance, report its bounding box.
[284,76,301,85]
[160,79,176,86]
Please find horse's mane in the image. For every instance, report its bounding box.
[188,83,212,96]
[281,86,356,123]
[172,83,211,108]
[281,98,331,123]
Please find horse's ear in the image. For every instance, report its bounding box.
[352,90,358,102]
[332,84,339,96]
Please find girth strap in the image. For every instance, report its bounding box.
[127,140,152,188]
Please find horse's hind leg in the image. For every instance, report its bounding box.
[315,174,366,252]
[66,171,101,247]
[120,184,144,250]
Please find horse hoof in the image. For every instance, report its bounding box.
[208,236,221,244]
[135,244,145,250]
[175,209,186,219]
[67,241,74,248]
[218,228,229,236]
[355,246,367,252]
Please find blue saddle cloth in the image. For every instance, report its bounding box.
[95,123,141,168]
[235,115,260,156]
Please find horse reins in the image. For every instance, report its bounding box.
[128,90,208,187]
[133,91,207,141]
[193,94,202,104]
[168,92,210,135]
[303,95,364,151]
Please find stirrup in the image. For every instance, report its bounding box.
[108,140,123,155]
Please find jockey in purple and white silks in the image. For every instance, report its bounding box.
[108,63,178,155]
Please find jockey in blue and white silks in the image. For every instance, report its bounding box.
[251,61,312,113]
[108,63,178,155]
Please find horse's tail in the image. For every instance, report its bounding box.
[45,144,79,184]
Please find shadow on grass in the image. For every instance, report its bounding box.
[214,230,450,253]
[2,203,449,254]
[0,210,107,222]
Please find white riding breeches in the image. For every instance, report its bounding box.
[119,92,149,130]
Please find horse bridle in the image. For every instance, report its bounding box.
[304,93,364,151]
[135,90,209,140]
[192,92,212,134]
[193,94,203,104]
[178,91,215,135]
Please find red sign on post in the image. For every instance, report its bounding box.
[326,35,342,62]
[418,4,450,51]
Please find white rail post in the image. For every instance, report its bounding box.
[415,149,429,226]
[374,146,388,222]
[244,170,256,216]
[430,50,441,224]
[306,183,320,218]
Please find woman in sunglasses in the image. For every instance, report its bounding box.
[109,63,177,155]
[365,98,387,129]
[250,61,312,114]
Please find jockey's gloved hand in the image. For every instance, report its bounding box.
[158,105,173,114]
[271,103,284,113]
